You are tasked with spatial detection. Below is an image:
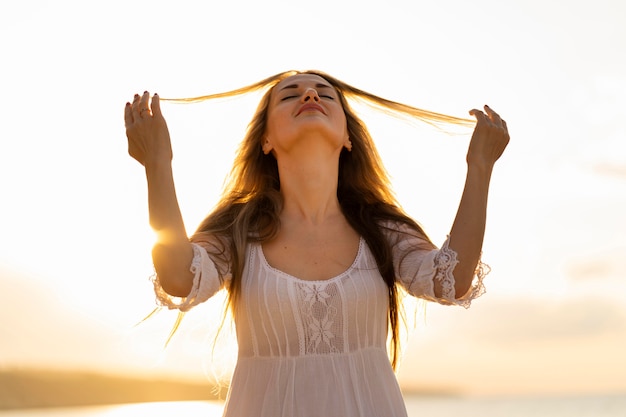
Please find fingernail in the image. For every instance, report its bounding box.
[154,93,158,97]
[144,91,148,95]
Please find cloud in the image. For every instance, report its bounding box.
[430,296,626,348]
[565,246,626,282]
[399,295,626,396]
[593,163,626,180]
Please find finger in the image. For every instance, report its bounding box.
[131,93,141,117]
[124,102,133,127]
[484,105,503,127]
[151,93,162,118]
[139,91,151,117]
[469,108,488,125]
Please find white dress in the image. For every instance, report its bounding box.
[152,223,487,417]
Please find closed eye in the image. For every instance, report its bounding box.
[280,94,334,101]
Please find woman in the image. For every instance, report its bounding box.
[124,70,509,417]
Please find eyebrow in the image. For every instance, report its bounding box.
[278,83,333,92]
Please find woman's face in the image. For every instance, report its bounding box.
[263,74,350,156]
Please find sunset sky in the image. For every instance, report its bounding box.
[1,0,625,397]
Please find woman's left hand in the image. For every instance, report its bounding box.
[467,105,510,170]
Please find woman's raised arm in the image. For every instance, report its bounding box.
[124,91,194,297]
[444,105,509,298]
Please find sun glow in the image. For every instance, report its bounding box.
[0,0,625,403]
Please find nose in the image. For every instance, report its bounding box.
[301,88,320,102]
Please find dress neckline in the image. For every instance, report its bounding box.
[257,237,364,284]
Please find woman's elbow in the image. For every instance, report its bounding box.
[453,268,474,299]
[152,243,194,297]
[454,281,472,299]
[158,273,192,297]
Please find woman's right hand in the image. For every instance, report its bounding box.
[124,91,172,167]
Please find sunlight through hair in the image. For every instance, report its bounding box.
[155,70,475,372]
[161,69,475,131]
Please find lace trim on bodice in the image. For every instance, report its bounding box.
[260,238,364,283]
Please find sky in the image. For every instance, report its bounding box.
[0,0,625,398]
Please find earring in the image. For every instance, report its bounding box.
[344,138,353,152]
[262,138,271,155]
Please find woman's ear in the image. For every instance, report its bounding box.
[262,137,273,155]
[343,137,352,152]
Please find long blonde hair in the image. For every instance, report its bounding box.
[164,70,472,369]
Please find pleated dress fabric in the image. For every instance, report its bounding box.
[152,224,486,417]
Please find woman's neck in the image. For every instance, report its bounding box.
[276,152,342,225]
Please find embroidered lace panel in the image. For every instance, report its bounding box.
[294,281,344,355]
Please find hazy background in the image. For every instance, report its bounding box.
[1,0,624,399]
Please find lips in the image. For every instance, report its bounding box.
[297,103,325,116]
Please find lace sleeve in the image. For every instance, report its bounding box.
[392,229,489,308]
[150,243,227,312]
[428,237,489,308]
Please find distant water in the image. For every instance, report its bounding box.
[404,394,626,417]
[0,401,223,417]
[1,394,625,416]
